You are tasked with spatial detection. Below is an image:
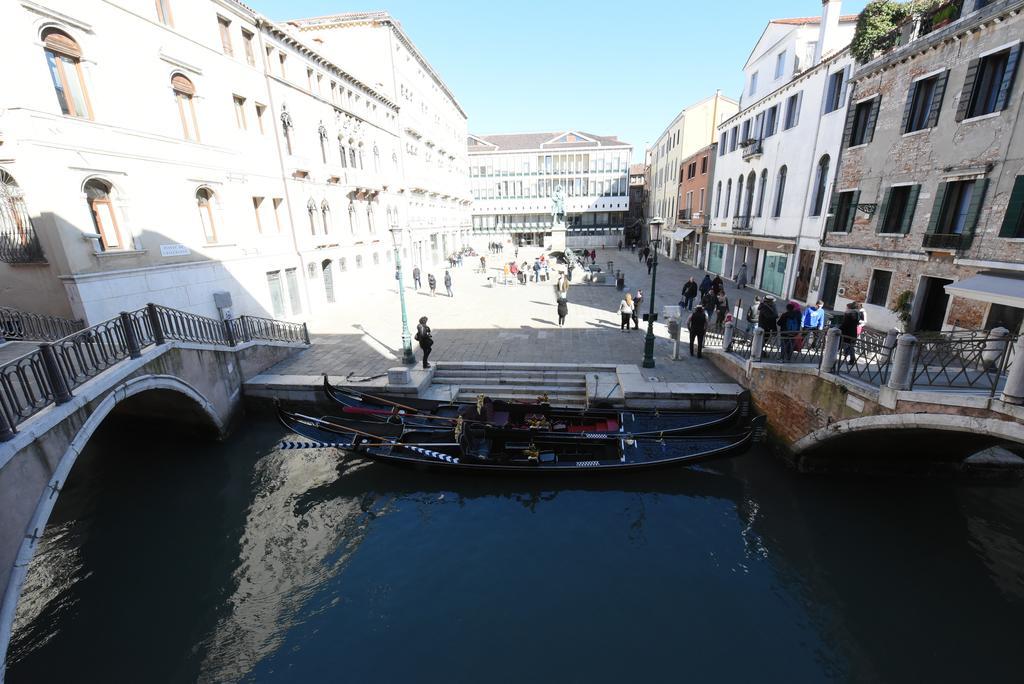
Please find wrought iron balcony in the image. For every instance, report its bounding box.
[1,185,46,264]
[741,140,763,160]
[732,215,752,232]
[922,231,970,251]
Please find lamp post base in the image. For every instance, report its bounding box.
[401,341,416,366]
[642,330,656,368]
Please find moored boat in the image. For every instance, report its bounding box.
[277,405,764,474]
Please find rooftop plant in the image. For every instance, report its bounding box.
[850,0,947,63]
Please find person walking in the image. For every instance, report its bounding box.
[532,259,541,283]
[711,275,723,294]
[590,249,597,264]
[427,273,437,296]
[415,316,433,369]
[687,305,708,358]
[638,246,645,264]
[779,303,801,361]
[479,255,487,274]
[839,302,861,367]
[681,277,698,311]
[701,289,717,313]
[632,289,644,330]
[646,255,654,275]
[715,291,730,330]
[698,274,712,299]
[618,240,623,251]
[618,293,634,331]
[735,263,748,290]
[557,299,568,327]
[555,273,569,301]
[444,270,453,297]
[412,265,421,290]
[758,296,780,348]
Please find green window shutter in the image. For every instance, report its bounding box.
[841,101,857,148]
[876,187,892,233]
[901,185,921,234]
[901,85,916,133]
[995,43,1021,112]
[845,191,860,232]
[926,182,948,234]
[999,175,1024,238]
[926,72,948,128]
[962,179,989,246]
[865,98,880,144]
[956,59,980,121]
[824,192,839,232]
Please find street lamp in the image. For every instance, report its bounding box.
[390,219,417,365]
[642,217,665,369]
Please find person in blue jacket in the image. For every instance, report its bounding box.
[802,300,826,346]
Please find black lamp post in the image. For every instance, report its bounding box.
[390,220,417,365]
[642,217,665,369]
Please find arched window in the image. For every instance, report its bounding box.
[773,166,788,218]
[321,259,335,303]
[171,73,199,141]
[372,252,380,265]
[714,181,722,218]
[321,200,331,234]
[810,155,830,216]
[349,146,357,168]
[355,254,363,269]
[757,170,768,217]
[196,188,217,243]
[339,142,348,168]
[43,29,92,119]
[373,145,380,172]
[338,257,347,272]
[735,175,744,216]
[744,171,756,218]
[307,198,318,235]
[366,203,375,233]
[348,202,357,233]
[85,179,123,251]
[1,171,43,262]
[724,179,732,219]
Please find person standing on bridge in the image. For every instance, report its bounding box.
[839,302,861,367]
[412,265,421,291]
[687,305,708,358]
[416,316,434,369]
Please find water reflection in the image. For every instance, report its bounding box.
[6,416,1024,683]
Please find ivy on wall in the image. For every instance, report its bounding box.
[851,0,948,63]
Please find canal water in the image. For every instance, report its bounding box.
[7,415,1024,683]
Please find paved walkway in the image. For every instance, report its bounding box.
[267,246,762,384]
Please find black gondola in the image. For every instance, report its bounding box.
[277,406,763,474]
[322,376,744,437]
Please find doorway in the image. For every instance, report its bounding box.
[914,276,954,331]
[820,262,842,309]
[793,250,815,302]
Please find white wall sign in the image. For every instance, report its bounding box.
[160,244,191,257]
[846,394,865,413]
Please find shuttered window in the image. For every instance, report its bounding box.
[42,29,92,119]
[903,72,947,132]
[172,74,199,141]
[829,190,860,233]
[877,185,921,234]
[217,16,233,56]
[810,155,830,216]
[957,44,1021,120]
[846,97,880,147]
[998,175,1024,238]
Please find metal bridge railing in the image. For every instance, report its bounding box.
[0,304,308,440]
[832,332,894,386]
[910,332,1015,395]
[0,306,84,342]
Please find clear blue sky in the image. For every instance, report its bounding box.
[254,0,870,161]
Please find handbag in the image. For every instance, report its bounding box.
[793,333,805,352]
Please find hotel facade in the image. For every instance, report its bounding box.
[0,1,469,324]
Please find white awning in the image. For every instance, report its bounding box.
[671,229,694,241]
[944,274,1024,309]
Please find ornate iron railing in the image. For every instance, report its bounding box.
[732,216,752,232]
[759,328,829,366]
[922,232,969,251]
[0,304,308,439]
[910,332,1014,395]
[0,181,46,264]
[833,332,894,386]
[0,306,84,342]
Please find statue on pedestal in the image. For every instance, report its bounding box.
[552,185,566,224]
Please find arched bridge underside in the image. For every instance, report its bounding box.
[0,339,303,677]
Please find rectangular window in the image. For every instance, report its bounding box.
[830,190,859,232]
[306,68,314,91]
[741,119,751,142]
[775,51,786,79]
[764,105,778,137]
[255,103,266,134]
[824,69,846,113]
[729,127,738,152]
[904,74,942,132]
[242,30,255,66]
[217,16,233,56]
[285,267,302,315]
[267,271,285,317]
[175,92,199,141]
[272,198,283,232]
[866,270,892,307]
[749,71,758,95]
[960,46,1020,120]
[878,185,920,234]
[784,92,801,129]
[698,188,705,212]
[847,98,877,147]
[931,180,987,236]
[701,156,708,174]
[156,0,174,26]
[278,52,287,79]
[252,196,264,233]
[999,175,1024,238]
[233,95,246,130]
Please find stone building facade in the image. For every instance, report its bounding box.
[669,144,714,264]
[625,163,647,246]
[820,0,1024,333]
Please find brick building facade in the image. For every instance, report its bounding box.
[669,144,714,264]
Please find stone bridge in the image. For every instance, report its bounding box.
[0,306,307,678]
[705,325,1024,477]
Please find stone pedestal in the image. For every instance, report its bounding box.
[549,219,566,251]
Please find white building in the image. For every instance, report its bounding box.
[646,93,738,233]
[288,12,472,270]
[705,1,858,302]
[0,1,465,324]
[466,132,632,248]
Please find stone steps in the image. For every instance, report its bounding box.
[427,362,598,408]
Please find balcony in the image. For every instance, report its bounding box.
[919,0,965,36]
[732,215,752,233]
[922,231,971,252]
[741,140,763,160]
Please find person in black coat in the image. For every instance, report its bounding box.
[687,306,708,358]
[681,277,698,311]
[839,302,861,366]
[557,299,568,326]
[415,316,433,368]
[646,255,654,275]
[698,274,712,298]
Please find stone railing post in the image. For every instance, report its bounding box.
[223,317,236,347]
[120,311,142,359]
[0,405,15,441]
[1000,334,1024,405]
[887,334,918,391]
[39,342,73,405]
[146,303,166,345]
[882,328,899,361]
[820,327,842,372]
[302,322,311,345]
[751,326,765,361]
[723,321,734,352]
[981,326,1009,371]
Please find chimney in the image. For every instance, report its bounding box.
[814,0,842,64]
